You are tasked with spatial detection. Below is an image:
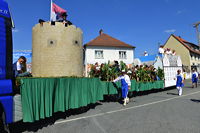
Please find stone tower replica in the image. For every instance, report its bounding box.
[32,22,83,77]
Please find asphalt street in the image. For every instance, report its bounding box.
[10,80,200,133]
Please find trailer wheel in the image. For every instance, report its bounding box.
[0,110,10,133]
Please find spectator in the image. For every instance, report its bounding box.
[95,62,100,71]
[113,60,120,72]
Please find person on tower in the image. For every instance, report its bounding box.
[58,12,72,26]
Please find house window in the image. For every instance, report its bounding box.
[119,51,127,59]
[95,50,103,59]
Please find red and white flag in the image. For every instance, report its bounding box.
[50,0,66,21]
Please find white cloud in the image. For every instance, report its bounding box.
[164,29,176,33]
[12,29,19,33]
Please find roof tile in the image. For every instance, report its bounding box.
[172,34,200,55]
[85,33,135,48]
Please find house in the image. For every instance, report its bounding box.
[84,31,135,65]
[84,30,135,76]
[164,34,200,74]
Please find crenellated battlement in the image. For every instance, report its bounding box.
[32,22,82,34]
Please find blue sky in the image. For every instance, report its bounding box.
[8,0,200,57]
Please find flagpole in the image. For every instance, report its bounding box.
[50,0,52,21]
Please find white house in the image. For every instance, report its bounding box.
[84,31,135,75]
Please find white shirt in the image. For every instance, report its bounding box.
[158,48,164,54]
[17,61,22,71]
[113,74,131,86]
[193,72,198,78]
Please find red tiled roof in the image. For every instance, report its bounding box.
[172,34,200,55]
[84,33,135,48]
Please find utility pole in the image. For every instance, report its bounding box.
[193,21,200,46]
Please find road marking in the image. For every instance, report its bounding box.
[55,90,200,125]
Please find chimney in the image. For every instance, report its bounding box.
[99,29,103,35]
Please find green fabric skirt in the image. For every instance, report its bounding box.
[20,77,164,122]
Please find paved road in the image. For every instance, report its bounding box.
[10,80,200,133]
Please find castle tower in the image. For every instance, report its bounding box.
[32,22,83,77]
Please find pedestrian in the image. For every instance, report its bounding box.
[174,69,184,96]
[113,70,131,106]
[192,69,198,88]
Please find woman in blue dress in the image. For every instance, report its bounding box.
[175,69,184,96]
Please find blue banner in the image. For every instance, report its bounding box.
[0,0,11,18]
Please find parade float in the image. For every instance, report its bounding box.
[0,1,169,132]
[1,20,164,130]
[19,22,164,122]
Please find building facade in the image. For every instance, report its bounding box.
[85,46,134,65]
[164,34,200,74]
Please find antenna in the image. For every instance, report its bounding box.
[193,21,200,46]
